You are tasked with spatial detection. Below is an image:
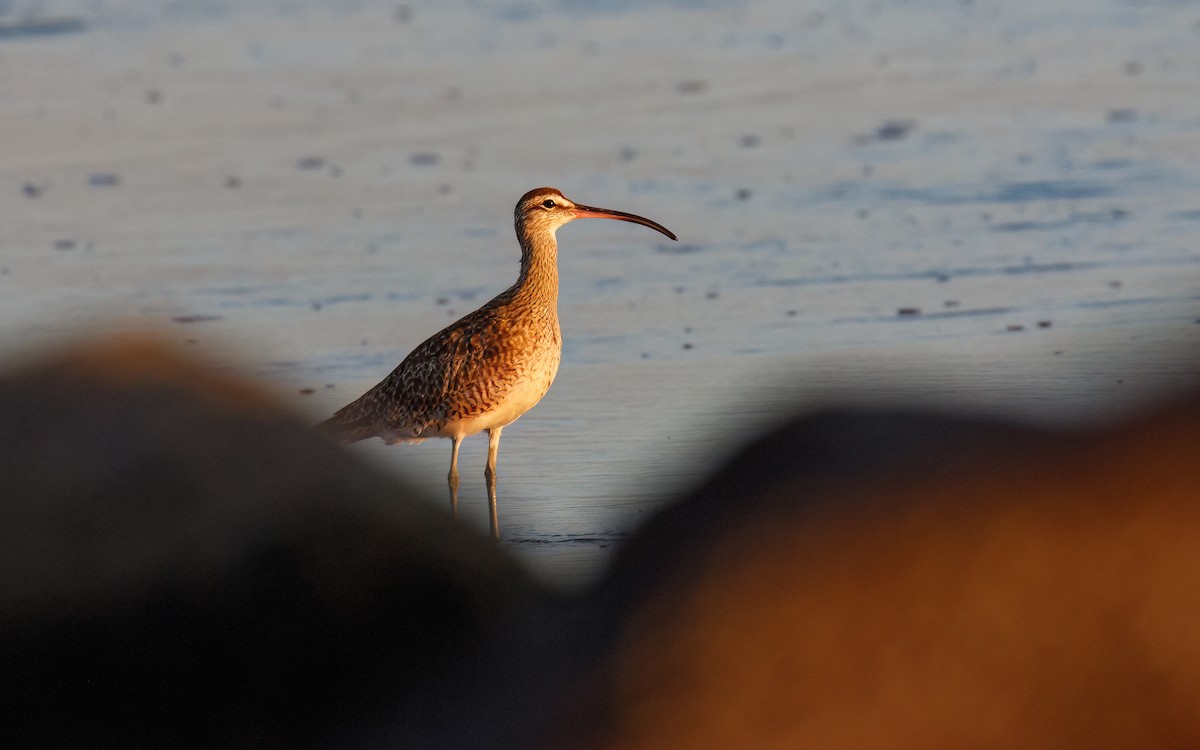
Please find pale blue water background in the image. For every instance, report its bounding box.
[1,0,1198,585]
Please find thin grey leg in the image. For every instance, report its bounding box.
[485,427,502,541]
[448,435,462,519]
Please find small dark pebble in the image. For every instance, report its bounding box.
[944,300,961,308]
[87,173,120,187]
[145,89,162,104]
[619,146,636,162]
[657,243,703,255]
[436,297,450,305]
[224,176,241,188]
[298,388,315,395]
[172,314,224,324]
[296,157,325,170]
[735,188,752,200]
[857,208,870,219]
[325,384,336,389]
[22,182,41,198]
[1123,60,1142,76]
[394,5,413,22]
[0,17,86,38]
[786,309,797,317]
[1108,280,1122,289]
[682,342,694,350]
[739,134,760,148]
[876,119,915,141]
[312,302,322,311]
[897,307,921,316]
[409,152,440,166]
[1006,324,1025,332]
[1107,108,1137,123]
[705,291,719,299]
[676,79,708,95]
[1037,320,1053,328]
[53,239,76,250]
[1054,350,1063,355]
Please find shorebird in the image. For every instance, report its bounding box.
[319,187,676,539]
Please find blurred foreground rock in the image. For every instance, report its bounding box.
[3,335,1199,748]
[0,336,546,748]
[577,391,1200,748]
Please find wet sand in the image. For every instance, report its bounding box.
[2,0,1198,586]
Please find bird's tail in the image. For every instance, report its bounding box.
[316,404,377,444]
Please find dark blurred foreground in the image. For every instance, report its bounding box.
[4,336,1200,748]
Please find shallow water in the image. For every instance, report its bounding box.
[2,0,1198,586]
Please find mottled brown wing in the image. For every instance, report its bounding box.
[318,304,522,443]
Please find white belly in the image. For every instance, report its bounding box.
[441,351,560,438]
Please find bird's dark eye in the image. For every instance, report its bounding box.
[542,199,556,208]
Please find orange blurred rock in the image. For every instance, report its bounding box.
[565,399,1200,749]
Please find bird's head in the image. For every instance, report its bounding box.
[515,187,677,241]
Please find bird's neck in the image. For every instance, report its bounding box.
[510,227,560,308]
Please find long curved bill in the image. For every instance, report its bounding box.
[572,203,678,241]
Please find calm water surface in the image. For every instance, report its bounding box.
[1,0,1198,586]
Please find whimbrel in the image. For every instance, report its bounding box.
[319,187,676,539]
